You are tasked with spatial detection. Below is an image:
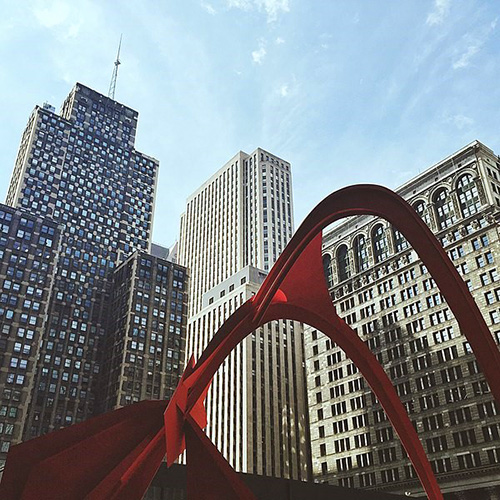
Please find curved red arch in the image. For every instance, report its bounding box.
[177,185,499,499]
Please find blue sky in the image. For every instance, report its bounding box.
[1,0,499,247]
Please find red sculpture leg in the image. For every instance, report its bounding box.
[0,400,168,500]
[90,427,166,500]
[253,185,500,404]
[183,233,443,499]
[260,233,442,499]
[185,415,256,500]
[164,356,212,466]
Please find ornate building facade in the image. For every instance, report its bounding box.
[305,141,500,497]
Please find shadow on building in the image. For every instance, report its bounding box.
[145,463,408,500]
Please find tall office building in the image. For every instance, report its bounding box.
[179,149,310,479]
[5,83,159,441]
[99,249,188,411]
[0,206,60,466]
[305,141,500,498]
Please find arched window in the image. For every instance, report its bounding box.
[457,174,481,217]
[354,235,369,272]
[323,254,333,288]
[372,224,389,263]
[433,189,456,230]
[413,200,431,227]
[336,245,350,282]
[392,227,409,253]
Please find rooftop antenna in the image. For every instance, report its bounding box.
[108,34,122,100]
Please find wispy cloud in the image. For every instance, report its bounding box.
[259,0,289,22]
[227,0,289,23]
[227,0,252,9]
[453,18,497,69]
[453,44,480,69]
[201,2,216,15]
[33,0,70,28]
[275,37,285,44]
[276,75,298,98]
[31,0,89,39]
[426,0,451,26]
[447,114,474,129]
[252,40,267,64]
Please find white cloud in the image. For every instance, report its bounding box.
[452,18,497,69]
[31,0,86,39]
[426,0,451,26]
[201,2,216,15]
[447,114,474,129]
[227,0,289,22]
[275,37,285,44]
[33,0,70,28]
[227,0,253,10]
[279,85,288,97]
[252,44,267,64]
[258,0,289,22]
[452,44,480,69]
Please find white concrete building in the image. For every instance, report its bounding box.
[179,148,310,479]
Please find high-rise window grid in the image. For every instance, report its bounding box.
[4,83,159,444]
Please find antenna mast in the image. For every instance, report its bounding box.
[108,35,122,100]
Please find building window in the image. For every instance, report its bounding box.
[433,188,456,230]
[336,245,350,282]
[381,467,400,483]
[323,254,333,288]
[393,227,409,252]
[354,234,369,272]
[413,200,431,227]
[457,174,481,217]
[457,452,481,469]
[372,224,389,263]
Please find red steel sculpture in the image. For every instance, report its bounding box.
[2,185,500,500]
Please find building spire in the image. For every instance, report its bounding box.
[108,35,122,100]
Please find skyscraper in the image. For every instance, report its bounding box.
[305,141,500,498]
[5,83,158,440]
[179,148,311,479]
[99,249,188,411]
[0,205,60,467]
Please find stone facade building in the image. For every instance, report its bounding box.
[305,141,500,497]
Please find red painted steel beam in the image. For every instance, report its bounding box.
[181,185,499,499]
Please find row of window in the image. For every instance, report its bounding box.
[324,174,482,284]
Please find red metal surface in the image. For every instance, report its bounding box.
[2,185,499,499]
[0,400,168,500]
[185,414,256,500]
